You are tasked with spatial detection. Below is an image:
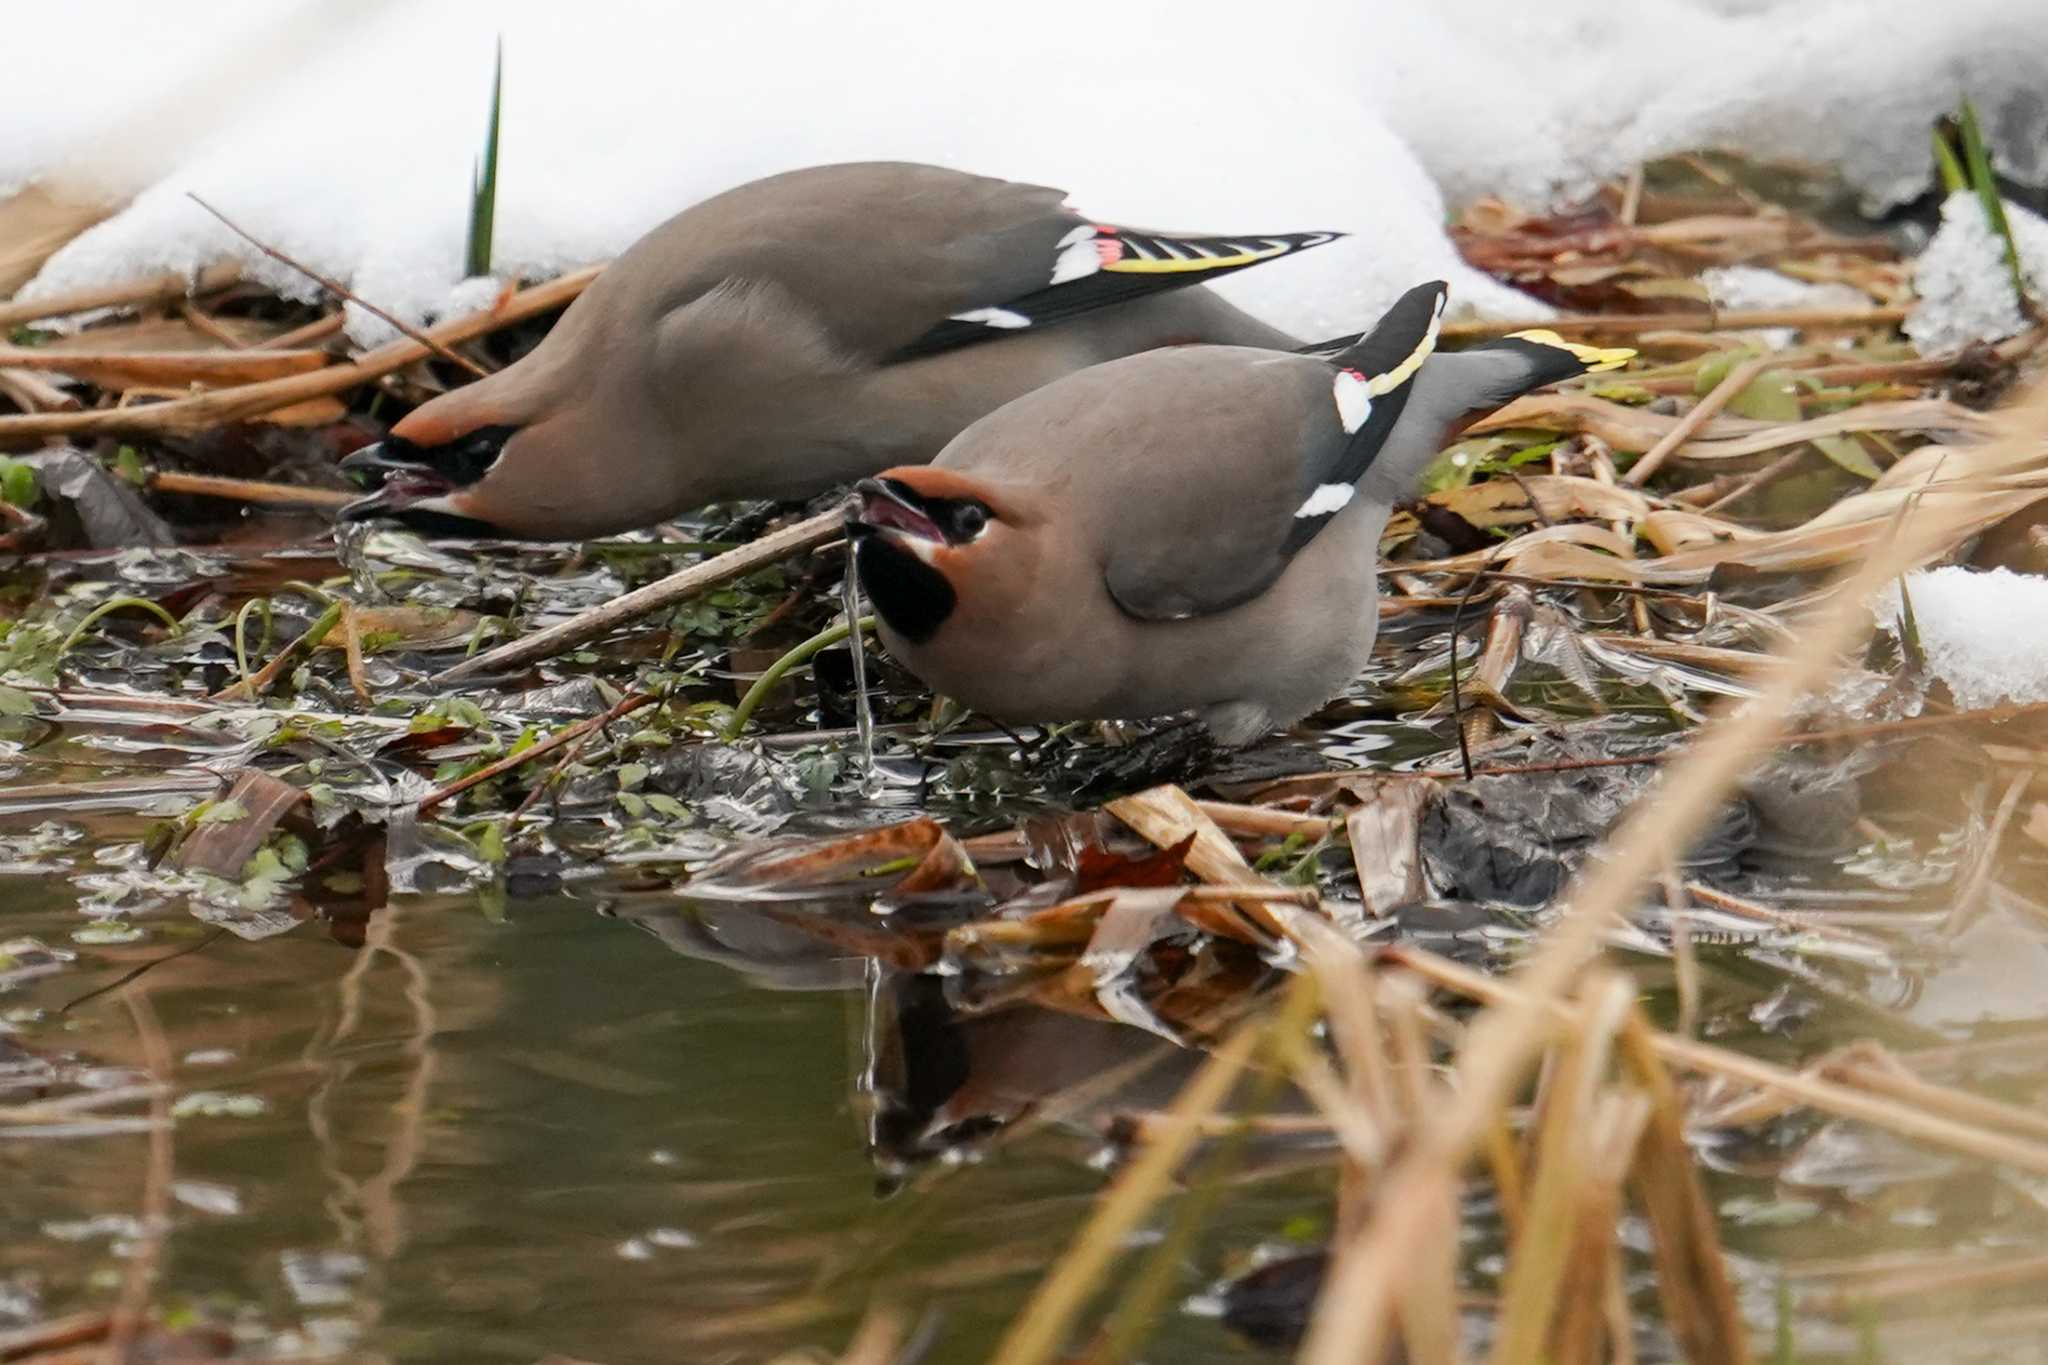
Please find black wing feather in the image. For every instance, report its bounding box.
[1103,281,1449,623]
[891,228,1341,363]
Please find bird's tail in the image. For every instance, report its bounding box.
[1464,328,1635,386]
[1299,323,1634,386]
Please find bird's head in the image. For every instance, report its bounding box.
[337,389,658,541]
[847,467,1030,644]
[338,388,523,537]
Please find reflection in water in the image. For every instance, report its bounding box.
[9,629,2048,1361]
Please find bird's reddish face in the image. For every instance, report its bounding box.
[847,470,1005,644]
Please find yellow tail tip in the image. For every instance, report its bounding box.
[1507,328,1636,373]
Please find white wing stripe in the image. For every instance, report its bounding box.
[1294,482,1356,518]
[948,306,1031,329]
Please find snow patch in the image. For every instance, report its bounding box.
[4,2,2047,347]
[1903,192,2048,357]
[1879,567,2048,710]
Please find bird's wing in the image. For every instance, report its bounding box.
[1103,281,1447,622]
[890,221,1342,362]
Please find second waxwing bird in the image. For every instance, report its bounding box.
[337,161,1340,539]
[847,282,1633,747]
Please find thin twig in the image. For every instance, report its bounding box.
[187,193,490,379]
[435,508,843,684]
[1445,540,1516,781]
[148,471,355,508]
[1700,447,1808,513]
[0,262,242,331]
[0,267,599,445]
[1623,354,1771,486]
[104,986,174,1365]
[417,691,657,813]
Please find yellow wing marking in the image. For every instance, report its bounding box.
[1100,243,1291,274]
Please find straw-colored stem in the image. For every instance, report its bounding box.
[987,1020,1262,1365]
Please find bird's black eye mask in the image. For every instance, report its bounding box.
[851,534,957,644]
[846,477,994,643]
[341,423,519,494]
[850,477,994,546]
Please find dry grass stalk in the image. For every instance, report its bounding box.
[1474,389,1993,455]
[1489,974,1635,1365]
[1622,352,1770,485]
[1796,1251,2048,1314]
[1440,303,1908,342]
[1941,770,2031,934]
[0,264,600,444]
[1193,798,1336,839]
[417,691,659,813]
[1296,371,2048,1364]
[0,184,116,296]
[1392,941,2048,1174]
[187,193,492,380]
[146,471,354,508]
[0,366,79,413]
[0,344,328,388]
[1616,1007,1750,1364]
[987,1019,1262,1365]
[104,985,174,1365]
[0,261,242,331]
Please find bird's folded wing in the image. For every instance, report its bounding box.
[1104,281,1447,623]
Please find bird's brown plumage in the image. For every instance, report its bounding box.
[851,286,1632,744]
[341,161,1331,539]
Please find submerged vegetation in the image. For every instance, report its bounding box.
[3,143,2048,1364]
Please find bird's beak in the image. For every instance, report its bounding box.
[337,442,458,523]
[339,441,431,487]
[848,477,944,544]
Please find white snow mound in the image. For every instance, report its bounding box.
[4,1,2047,344]
[1904,193,2048,358]
[1880,567,2048,710]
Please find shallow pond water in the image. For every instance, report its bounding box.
[5,528,2048,1363]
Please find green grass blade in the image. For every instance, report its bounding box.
[465,37,503,279]
[1930,123,1968,194]
[1957,97,2026,301]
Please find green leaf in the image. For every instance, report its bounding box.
[193,799,250,826]
[112,446,147,487]
[274,832,310,873]
[1726,369,1801,422]
[1693,351,1740,394]
[644,793,690,821]
[0,458,40,509]
[614,762,649,791]
[445,698,488,729]
[1813,433,1881,480]
[1587,381,1656,405]
[0,684,35,717]
[240,847,289,883]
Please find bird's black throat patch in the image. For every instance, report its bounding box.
[852,533,956,644]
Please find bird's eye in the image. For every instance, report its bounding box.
[951,503,988,540]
